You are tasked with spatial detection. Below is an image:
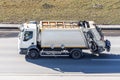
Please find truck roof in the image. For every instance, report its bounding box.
[21,20,96,30]
[39,20,95,29]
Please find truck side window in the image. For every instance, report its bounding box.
[23,31,33,41]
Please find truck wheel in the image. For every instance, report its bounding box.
[90,42,98,53]
[27,50,39,59]
[70,49,83,59]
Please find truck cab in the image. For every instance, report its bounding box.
[18,21,37,54]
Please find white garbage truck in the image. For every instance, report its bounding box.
[18,20,111,59]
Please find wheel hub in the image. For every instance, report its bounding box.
[31,52,36,57]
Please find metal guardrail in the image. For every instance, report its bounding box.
[98,25,120,30]
[0,24,120,30]
[0,24,20,29]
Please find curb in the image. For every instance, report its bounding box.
[0,24,120,30]
[0,73,120,76]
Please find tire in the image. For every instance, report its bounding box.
[90,42,98,53]
[70,49,83,59]
[27,50,39,59]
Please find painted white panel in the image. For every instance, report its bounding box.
[41,29,88,48]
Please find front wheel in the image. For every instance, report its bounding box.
[27,50,39,59]
[90,42,98,53]
[70,49,83,59]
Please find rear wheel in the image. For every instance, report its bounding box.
[70,49,83,59]
[27,50,39,59]
[90,42,98,53]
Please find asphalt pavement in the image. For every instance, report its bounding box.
[0,34,120,74]
[0,31,120,80]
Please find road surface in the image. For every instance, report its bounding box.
[0,32,120,74]
[0,31,120,80]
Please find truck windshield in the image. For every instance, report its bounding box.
[18,32,22,39]
[23,31,33,41]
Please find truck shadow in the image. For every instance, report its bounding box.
[25,52,120,73]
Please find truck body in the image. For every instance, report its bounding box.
[18,20,111,59]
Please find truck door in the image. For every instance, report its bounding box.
[21,30,36,48]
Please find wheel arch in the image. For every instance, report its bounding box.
[27,45,39,55]
[70,48,82,53]
[70,48,83,59]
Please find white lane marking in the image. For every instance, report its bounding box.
[91,59,120,61]
[0,73,120,76]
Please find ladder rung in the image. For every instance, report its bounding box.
[41,21,79,29]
